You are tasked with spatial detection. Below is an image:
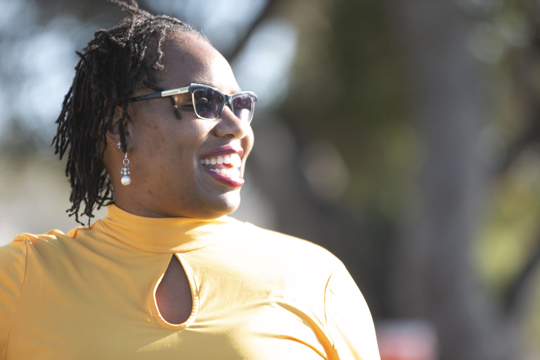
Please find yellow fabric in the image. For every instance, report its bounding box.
[0,205,380,360]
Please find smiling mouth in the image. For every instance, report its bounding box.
[200,153,244,185]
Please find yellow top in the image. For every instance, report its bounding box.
[0,205,380,360]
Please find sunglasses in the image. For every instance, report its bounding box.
[130,83,258,123]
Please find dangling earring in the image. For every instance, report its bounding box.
[169,97,182,119]
[173,105,182,120]
[117,141,122,150]
[121,152,131,186]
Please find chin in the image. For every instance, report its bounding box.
[210,192,241,218]
[183,191,241,219]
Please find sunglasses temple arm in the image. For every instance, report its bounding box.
[131,86,190,102]
[161,86,190,97]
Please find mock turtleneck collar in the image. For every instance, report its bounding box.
[98,205,242,253]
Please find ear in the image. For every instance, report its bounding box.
[106,105,132,151]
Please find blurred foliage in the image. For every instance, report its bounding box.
[281,0,417,223]
[472,1,540,354]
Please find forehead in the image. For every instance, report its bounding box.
[157,34,240,93]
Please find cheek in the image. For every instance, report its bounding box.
[158,127,209,176]
[132,113,213,176]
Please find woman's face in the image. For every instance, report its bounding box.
[115,34,254,219]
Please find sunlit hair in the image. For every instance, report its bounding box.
[52,0,208,225]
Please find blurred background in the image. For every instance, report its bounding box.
[1,0,539,358]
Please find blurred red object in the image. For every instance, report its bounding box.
[377,320,438,360]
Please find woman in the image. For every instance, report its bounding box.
[0,1,380,359]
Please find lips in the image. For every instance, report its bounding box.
[200,147,244,188]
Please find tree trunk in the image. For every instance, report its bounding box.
[388,1,522,359]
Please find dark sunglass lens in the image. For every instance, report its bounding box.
[231,95,254,123]
[193,89,224,119]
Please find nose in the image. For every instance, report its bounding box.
[214,106,251,139]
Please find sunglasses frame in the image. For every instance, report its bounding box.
[130,83,258,123]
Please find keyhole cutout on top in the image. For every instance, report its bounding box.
[155,255,193,325]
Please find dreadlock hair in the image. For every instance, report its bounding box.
[52,0,208,225]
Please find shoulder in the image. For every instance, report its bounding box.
[0,232,61,287]
[8,230,70,251]
[0,228,91,293]
[0,237,31,342]
[0,229,82,265]
[224,218,343,276]
[0,238,29,277]
[232,219,339,257]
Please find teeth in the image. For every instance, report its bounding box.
[200,153,243,180]
[201,154,242,167]
[205,166,241,179]
[231,154,241,167]
[230,168,240,179]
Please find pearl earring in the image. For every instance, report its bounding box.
[120,152,131,186]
